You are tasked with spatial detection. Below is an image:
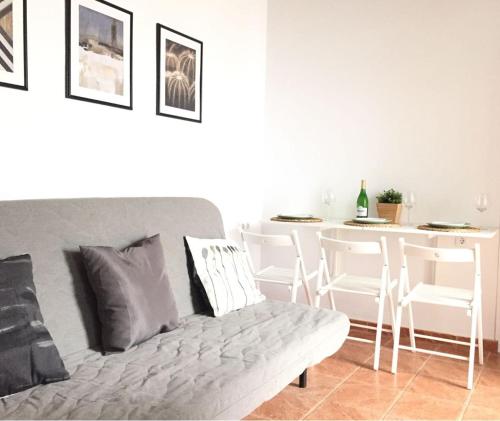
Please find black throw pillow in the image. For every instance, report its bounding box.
[0,254,69,398]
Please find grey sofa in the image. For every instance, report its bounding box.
[0,197,349,420]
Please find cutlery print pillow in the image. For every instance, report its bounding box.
[185,237,265,317]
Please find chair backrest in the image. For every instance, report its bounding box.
[240,230,295,248]
[399,238,481,290]
[240,229,305,273]
[317,232,389,277]
[317,233,384,255]
[400,239,477,264]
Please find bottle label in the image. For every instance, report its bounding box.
[356,206,368,217]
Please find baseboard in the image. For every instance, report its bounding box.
[351,318,498,353]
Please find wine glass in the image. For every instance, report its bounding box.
[475,194,488,213]
[403,192,416,226]
[322,189,336,220]
[475,193,488,228]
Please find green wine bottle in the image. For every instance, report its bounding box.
[356,180,368,218]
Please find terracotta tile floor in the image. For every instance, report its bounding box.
[245,331,500,420]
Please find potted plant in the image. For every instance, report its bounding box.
[376,189,403,224]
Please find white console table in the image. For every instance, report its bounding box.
[264,219,497,240]
[263,219,497,287]
[261,219,500,351]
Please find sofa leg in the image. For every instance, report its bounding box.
[299,369,307,388]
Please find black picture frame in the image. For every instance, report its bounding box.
[65,0,133,110]
[156,23,203,123]
[0,0,28,91]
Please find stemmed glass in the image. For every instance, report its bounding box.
[475,194,488,213]
[403,192,416,226]
[322,190,336,221]
[475,193,488,228]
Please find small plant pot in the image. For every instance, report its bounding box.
[376,203,402,224]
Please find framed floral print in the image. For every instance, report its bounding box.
[0,0,27,91]
[156,23,202,123]
[65,0,133,109]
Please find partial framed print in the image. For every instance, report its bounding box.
[157,24,202,123]
[66,0,133,109]
[0,0,27,90]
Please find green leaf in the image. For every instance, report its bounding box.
[376,188,403,204]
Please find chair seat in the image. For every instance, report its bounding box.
[255,265,317,285]
[328,274,396,296]
[405,283,474,308]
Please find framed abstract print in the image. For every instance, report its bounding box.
[156,24,202,123]
[65,0,133,109]
[0,0,27,90]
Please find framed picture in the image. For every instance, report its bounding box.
[0,0,27,90]
[65,0,133,109]
[156,24,202,123]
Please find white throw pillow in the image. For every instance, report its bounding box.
[186,237,265,317]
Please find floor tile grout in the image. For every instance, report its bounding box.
[381,347,489,421]
[248,337,498,420]
[300,345,376,420]
[457,356,487,421]
[380,349,432,420]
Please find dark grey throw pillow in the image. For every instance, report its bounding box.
[0,254,69,398]
[80,234,179,353]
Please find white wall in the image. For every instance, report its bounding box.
[265,0,500,227]
[2,0,500,340]
[0,0,268,235]
[263,0,500,340]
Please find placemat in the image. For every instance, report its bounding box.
[417,225,481,233]
[271,217,324,223]
[344,221,401,228]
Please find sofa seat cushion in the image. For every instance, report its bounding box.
[0,300,349,420]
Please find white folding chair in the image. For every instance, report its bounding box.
[315,232,397,370]
[391,238,483,389]
[240,230,315,305]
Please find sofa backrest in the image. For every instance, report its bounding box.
[0,197,225,357]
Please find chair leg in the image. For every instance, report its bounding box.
[302,277,313,306]
[325,261,336,310]
[314,262,323,308]
[388,287,397,339]
[407,302,417,351]
[478,301,484,365]
[291,260,300,303]
[314,293,321,308]
[373,293,386,371]
[467,305,479,390]
[391,303,403,374]
[297,254,313,306]
[291,282,299,303]
[328,290,336,310]
[405,280,416,351]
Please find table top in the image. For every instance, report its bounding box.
[264,219,498,239]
